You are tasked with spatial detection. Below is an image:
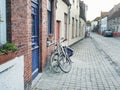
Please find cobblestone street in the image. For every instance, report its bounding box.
[32,33,120,90]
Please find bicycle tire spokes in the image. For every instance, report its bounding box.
[50,41,73,73]
[59,54,72,73]
[50,52,61,73]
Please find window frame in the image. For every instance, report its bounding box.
[72,17,74,38]
[76,19,78,37]
[64,13,68,40]
[47,0,53,34]
[0,0,6,45]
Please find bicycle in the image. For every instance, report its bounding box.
[50,38,73,73]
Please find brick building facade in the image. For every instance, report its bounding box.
[4,0,56,89]
[0,0,88,89]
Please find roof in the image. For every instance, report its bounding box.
[101,11,108,18]
[108,2,120,20]
[93,17,100,21]
[108,9,120,20]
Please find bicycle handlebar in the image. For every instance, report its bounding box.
[60,38,66,43]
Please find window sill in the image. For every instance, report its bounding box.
[47,41,55,47]
[47,34,54,47]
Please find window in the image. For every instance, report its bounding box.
[76,19,78,37]
[64,13,67,39]
[72,17,74,38]
[79,21,81,36]
[76,0,78,8]
[47,0,53,34]
[0,0,6,45]
[73,0,74,3]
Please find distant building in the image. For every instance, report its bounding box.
[90,17,100,32]
[86,21,91,31]
[99,11,108,34]
[108,3,120,36]
[80,1,88,38]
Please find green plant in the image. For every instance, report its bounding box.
[0,43,18,54]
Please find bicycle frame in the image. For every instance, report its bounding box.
[50,39,72,73]
[55,42,66,58]
[54,40,71,62]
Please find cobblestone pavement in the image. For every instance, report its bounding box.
[114,37,120,41]
[32,36,120,90]
[91,33,120,76]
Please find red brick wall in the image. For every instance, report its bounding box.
[6,0,32,89]
[40,0,48,70]
[40,0,56,70]
[6,0,56,89]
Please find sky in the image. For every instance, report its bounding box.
[82,0,120,21]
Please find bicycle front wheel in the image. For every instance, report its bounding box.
[59,53,72,73]
[50,51,61,73]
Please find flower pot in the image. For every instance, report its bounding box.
[0,52,17,65]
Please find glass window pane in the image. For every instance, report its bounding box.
[0,0,6,44]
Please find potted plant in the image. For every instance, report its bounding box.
[0,43,18,64]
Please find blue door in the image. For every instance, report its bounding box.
[31,0,40,80]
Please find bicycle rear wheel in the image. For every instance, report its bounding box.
[59,53,72,73]
[50,52,61,73]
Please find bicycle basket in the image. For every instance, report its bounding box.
[64,46,73,57]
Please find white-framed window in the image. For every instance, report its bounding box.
[73,0,74,3]
[76,19,78,37]
[47,0,53,34]
[0,0,6,45]
[47,0,51,11]
[72,17,74,38]
[64,13,67,39]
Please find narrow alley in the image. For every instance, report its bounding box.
[32,33,120,90]
[1,0,120,90]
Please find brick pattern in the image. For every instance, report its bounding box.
[32,37,120,90]
[6,0,56,89]
[40,0,56,70]
[40,0,48,70]
[6,0,32,89]
[91,33,120,72]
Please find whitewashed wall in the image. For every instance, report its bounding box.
[100,17,107,32]
[56,0,87,46]
[0,56,24,90]
[91,21,98,31]
[56,0,68,43]
[68,18,85,46]
[80,18,86,38]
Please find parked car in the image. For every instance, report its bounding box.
[102,30,113,37]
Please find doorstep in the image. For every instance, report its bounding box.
[31,73,43,89]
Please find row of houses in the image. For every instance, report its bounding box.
[90,2,120,36]
[0,0,87,90]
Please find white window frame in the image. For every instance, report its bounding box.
[47,0,51,11]
[0,0,6,45]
